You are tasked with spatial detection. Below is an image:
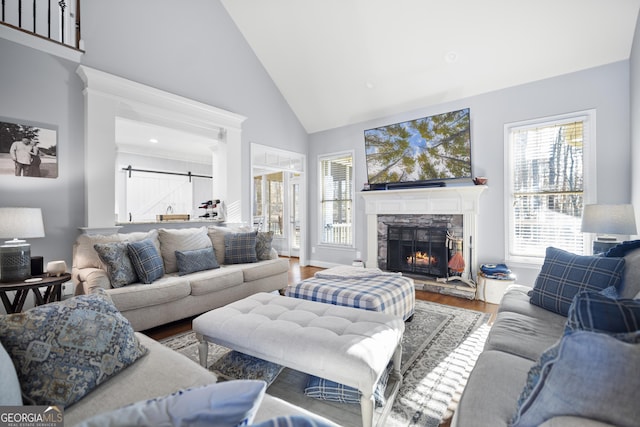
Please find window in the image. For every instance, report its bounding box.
[319,152,354,246]
[505,110,596,263]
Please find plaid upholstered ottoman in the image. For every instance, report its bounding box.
[286,266,415,321]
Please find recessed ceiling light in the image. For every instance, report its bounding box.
[444,51,459,63]
[365,81,375,89]
[149,138,159,143]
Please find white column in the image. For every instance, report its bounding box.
[83,89,117,229]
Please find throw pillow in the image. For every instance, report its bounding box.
[158,227,212,274]
[75,380,266,427]
[304,361,392,407]
[250,415,337,427]
[211,351,284,387]
[256,231,275,260]
[128,239,165,284]
[0,341,22,405]
[510,331,640,427]
[604,239,640,257]
[224,231,259,264]
[565,291,640,334]
[529,246,625,316]
[175,247,220,276]
[94,242,139,287]
[0,290,147,407]
[207,225,252,265]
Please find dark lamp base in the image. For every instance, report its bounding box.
[0,244,31,282]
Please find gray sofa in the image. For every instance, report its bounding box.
[72,226,289,331]
[453,246,640,427]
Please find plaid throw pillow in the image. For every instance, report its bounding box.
[529,247,625,316]
[128,239,165,284]
[304,362,392,407]
[565,291,640,334]
[224,232,258,264]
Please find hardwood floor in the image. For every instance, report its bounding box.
[143,258,497,426]
[144,257,498,339]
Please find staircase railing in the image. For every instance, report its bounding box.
[1,0,81,50]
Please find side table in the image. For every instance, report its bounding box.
[476,274,515,304]
[0,273,71,314]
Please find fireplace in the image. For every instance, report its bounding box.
[361,186,486,287]
[387,225,450,278]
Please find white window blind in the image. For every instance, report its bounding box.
[320,153,353,246]
[506,111,595,262]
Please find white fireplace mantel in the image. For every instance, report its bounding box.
[360,185,486,280]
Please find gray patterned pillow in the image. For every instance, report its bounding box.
[0,289,147,407]
[94,242,139,287]
[224,232,258,264]
[175,247,220,275]
[256,231,274,260]
[211,351,284,386]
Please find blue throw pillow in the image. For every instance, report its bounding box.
[250,415,337,427]
[304,362,392,407]
[94,242,139,287]
[510,331,640,427]
[529,247,625,316]
[604,239,640,257]
[175,247,219,276]
[565,291,640,334]
[224,231,258,264]
[0,289,147,407]
[76,380,267,427]
[127,239,165,284]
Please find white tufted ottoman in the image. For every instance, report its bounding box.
[192,292,405,427]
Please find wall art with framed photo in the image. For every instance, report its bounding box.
[0,119,58,179]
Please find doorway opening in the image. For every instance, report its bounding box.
[251,144,306,264]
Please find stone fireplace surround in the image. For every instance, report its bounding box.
[360,185,486,294]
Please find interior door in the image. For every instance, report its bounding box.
[288,173,301,257]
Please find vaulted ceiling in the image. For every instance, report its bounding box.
[221,1,640,133]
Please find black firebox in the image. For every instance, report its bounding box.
[386,225,450,278]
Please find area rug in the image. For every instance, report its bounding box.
[160,300,491,427]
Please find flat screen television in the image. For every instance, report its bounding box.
[364,108,471,189]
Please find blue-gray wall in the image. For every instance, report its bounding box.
[632,11,640,226]
[309,61,632,285]
[0,0,307,280]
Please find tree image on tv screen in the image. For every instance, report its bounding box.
[365,108,471,184]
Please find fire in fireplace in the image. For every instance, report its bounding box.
[387,225,451,278]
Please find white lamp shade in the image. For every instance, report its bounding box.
[581,204,637,235]
[0,208,45,239]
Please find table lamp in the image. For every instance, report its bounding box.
[581,204,637,254]
[0,207,45,282]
